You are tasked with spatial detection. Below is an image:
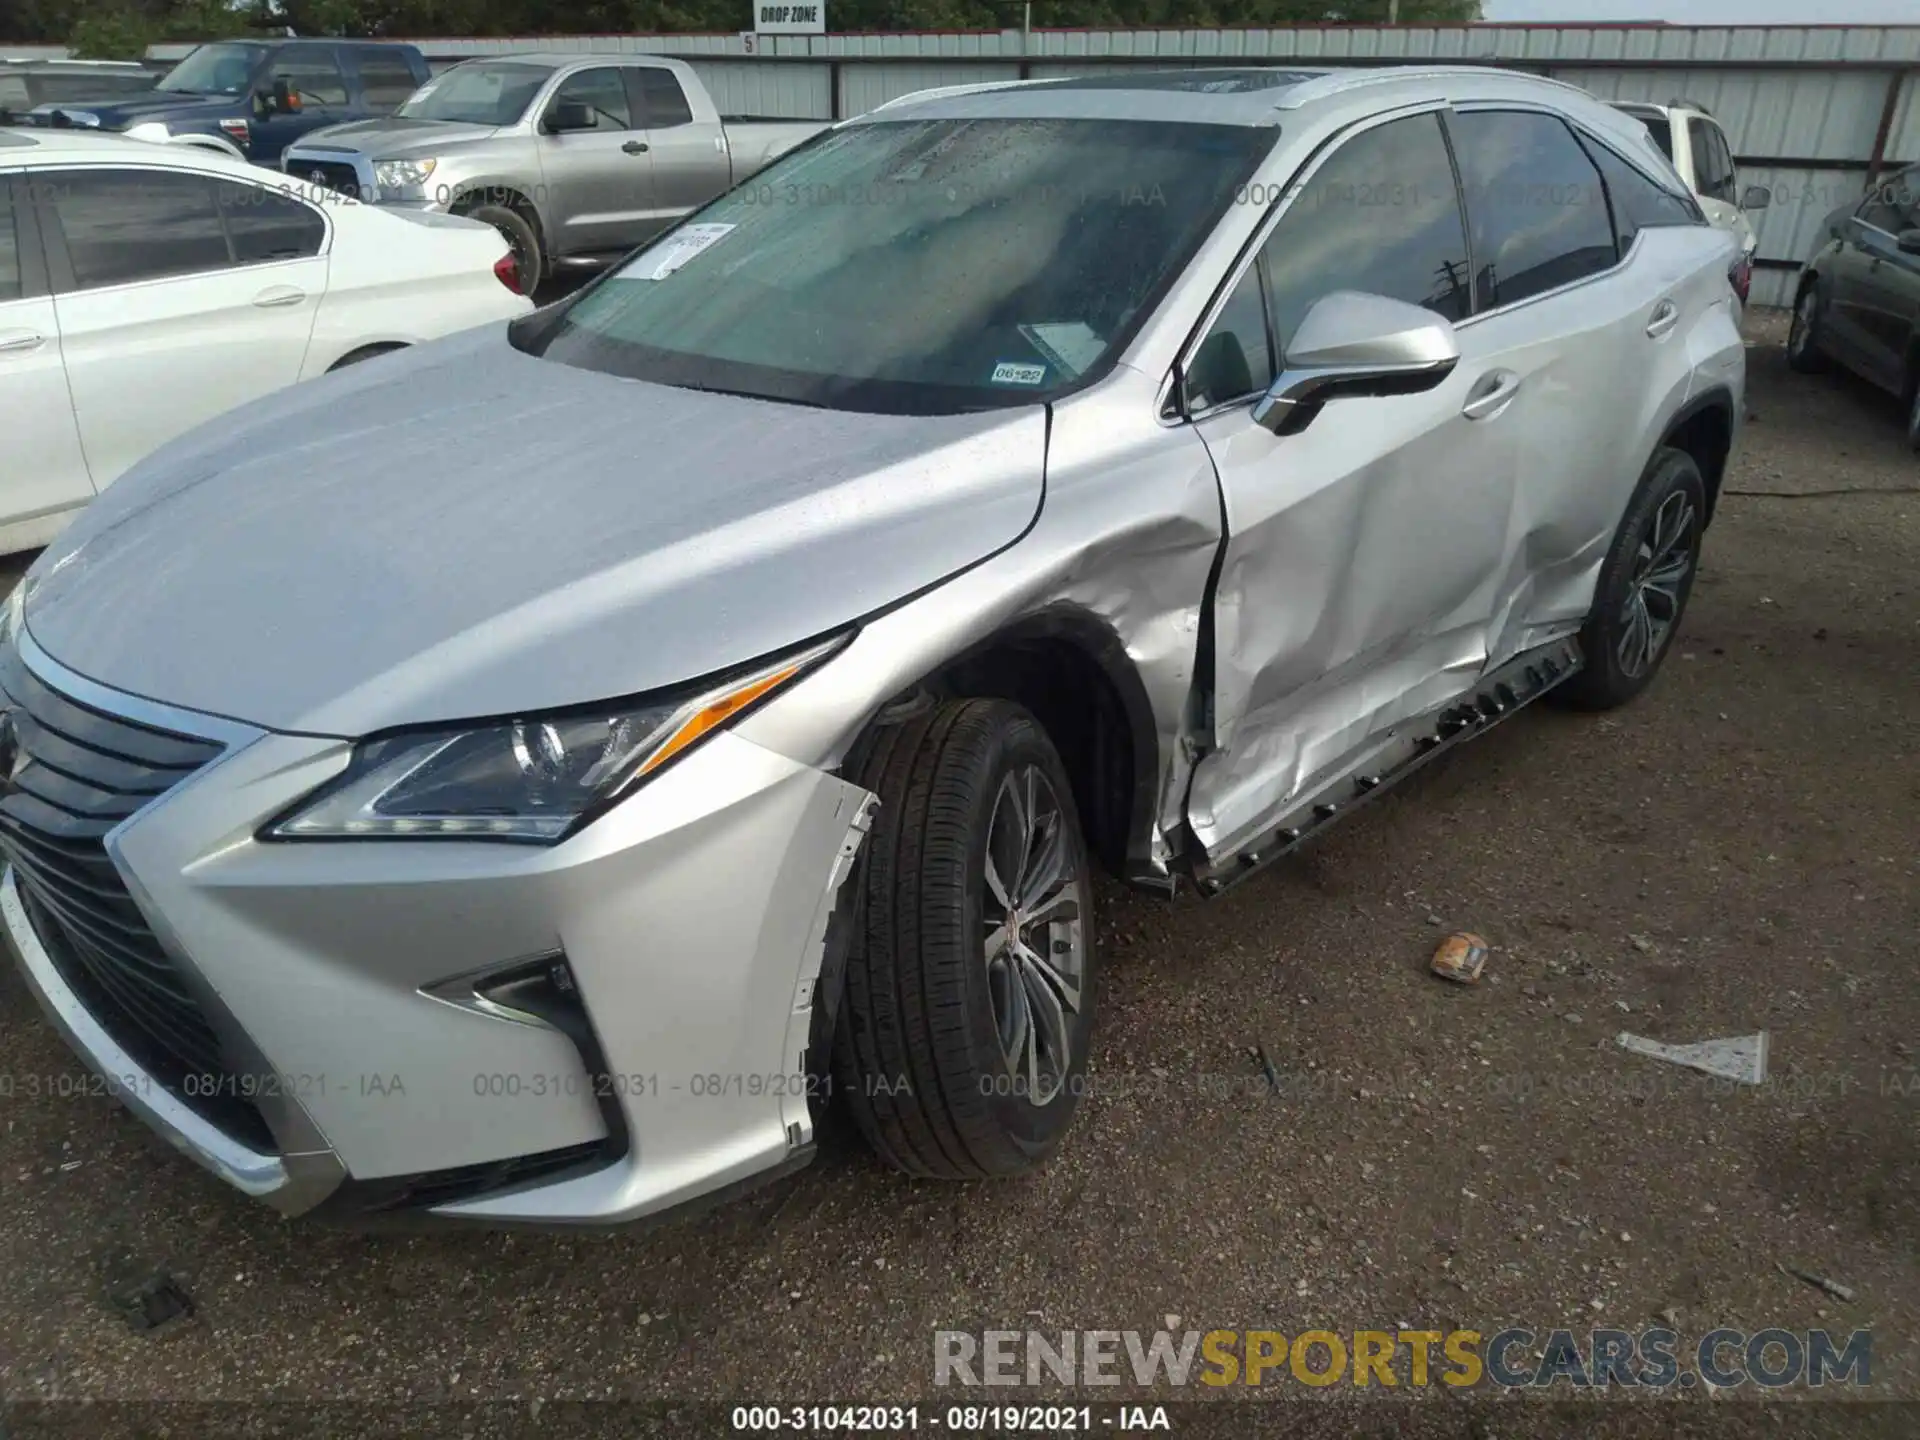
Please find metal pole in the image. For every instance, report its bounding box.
[1388,0,1400,21]
[1022,1,1031,52]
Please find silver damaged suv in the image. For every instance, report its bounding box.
[0,67,1745,1225]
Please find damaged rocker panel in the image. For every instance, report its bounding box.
[1189,635,1584,895]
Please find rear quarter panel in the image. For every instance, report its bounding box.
[301,205,531,373]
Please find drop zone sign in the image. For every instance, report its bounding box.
[754,1,825,32]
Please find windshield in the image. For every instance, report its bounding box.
[524,117,1272,414]
[398,61,553,125]
[157,43,266,96]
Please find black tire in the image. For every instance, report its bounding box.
[326,342,405,372]
[833,698,1098,1180]
[1786,282,1830,374]
[1553,446,1707,712]
[470,203,542,295]
[1905,375,1920,455]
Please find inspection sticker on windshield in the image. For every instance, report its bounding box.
[990,362,1048,386]
[628,223,736,281]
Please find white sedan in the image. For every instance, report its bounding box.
[0,128,532,553]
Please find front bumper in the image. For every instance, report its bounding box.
[0,630,874,1224]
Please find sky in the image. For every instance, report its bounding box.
[1484,0,1917,20]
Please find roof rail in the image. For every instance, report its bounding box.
[1274,64,1591,110]
[869,78,1032,113]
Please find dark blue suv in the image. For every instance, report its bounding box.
[25,38,429,167]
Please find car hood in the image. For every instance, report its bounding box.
[23,326,1046,737]
[29,91,235,127]
[291,117,504,156]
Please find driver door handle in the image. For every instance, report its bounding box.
[0,330,46,355]
[252,286,306,309]
[1461,369,1520,421]
[1646,299,1680,339]
[622,140,649,155]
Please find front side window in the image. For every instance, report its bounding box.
[157,43,266,97]
[1185,266,1273,412]
[546,68,633,132]
[1450,109,1616,311]
[1858,165,1919,234]
[267,51,350,109]
[47,168,229,290]
[1260,112,1471,356]
[215,180,325,263]
[352,49,422,113]
[525,117,1271,414]
[398,61,553,126]
[1689,120,1736,203]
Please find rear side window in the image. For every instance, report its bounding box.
[45,168,230,290]
[1449,110,1616,311]
[0,76,28,111]
[634,67,693,129]
[352,48,422,112]
[267,50,349,108]
[214,179,325,263]
[0,186,19,301]
[1260,111,1472,356]
[1186,265,1273,412]
[1575,132,1704,250]
[1689,120,1737,203]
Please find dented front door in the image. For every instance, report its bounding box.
[1182,111,1519,864]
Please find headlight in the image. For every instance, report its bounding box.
[373,157,436,195]
[51,109,101,128]
[2,583,23,648]
[266,636,844,843]
[123,121,171,143]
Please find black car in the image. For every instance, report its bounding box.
[1788,160,1920,450]
[0,60,156,122]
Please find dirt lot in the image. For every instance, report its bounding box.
[0,311,1915,1438]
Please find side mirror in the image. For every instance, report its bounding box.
[544,101,595,134]
[1741,183,1772,211]
[1251,291,1460,437]
[1897,228,1920,256]
[255,78,297,115]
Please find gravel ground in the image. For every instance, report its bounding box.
[0,310,1915,1438]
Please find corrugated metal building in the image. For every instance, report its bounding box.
[20,24,1920,304]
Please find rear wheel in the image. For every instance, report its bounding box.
[469,203,543,296]
[833,699,1097,1179]
[1554,446,1706,712]
[1786,284,1829,374]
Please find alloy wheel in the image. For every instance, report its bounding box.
[1617,489,1696,678]
[981,765,1084,1106]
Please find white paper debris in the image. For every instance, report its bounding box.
[1615,1030,1769,1085]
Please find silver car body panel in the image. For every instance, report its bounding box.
[5,66,1745,1224]
[23,325,1045,735]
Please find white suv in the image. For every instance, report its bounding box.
[1611,100,1768,259]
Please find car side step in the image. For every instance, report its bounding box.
[1190,635,1584,897]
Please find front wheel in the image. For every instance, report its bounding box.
[833,699,1097,1179]
[1553,446,1706,712]
[1786,284,1829,374]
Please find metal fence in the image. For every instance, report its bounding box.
[15,23,1920,305]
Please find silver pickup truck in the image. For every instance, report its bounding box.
[283,53,826,291]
